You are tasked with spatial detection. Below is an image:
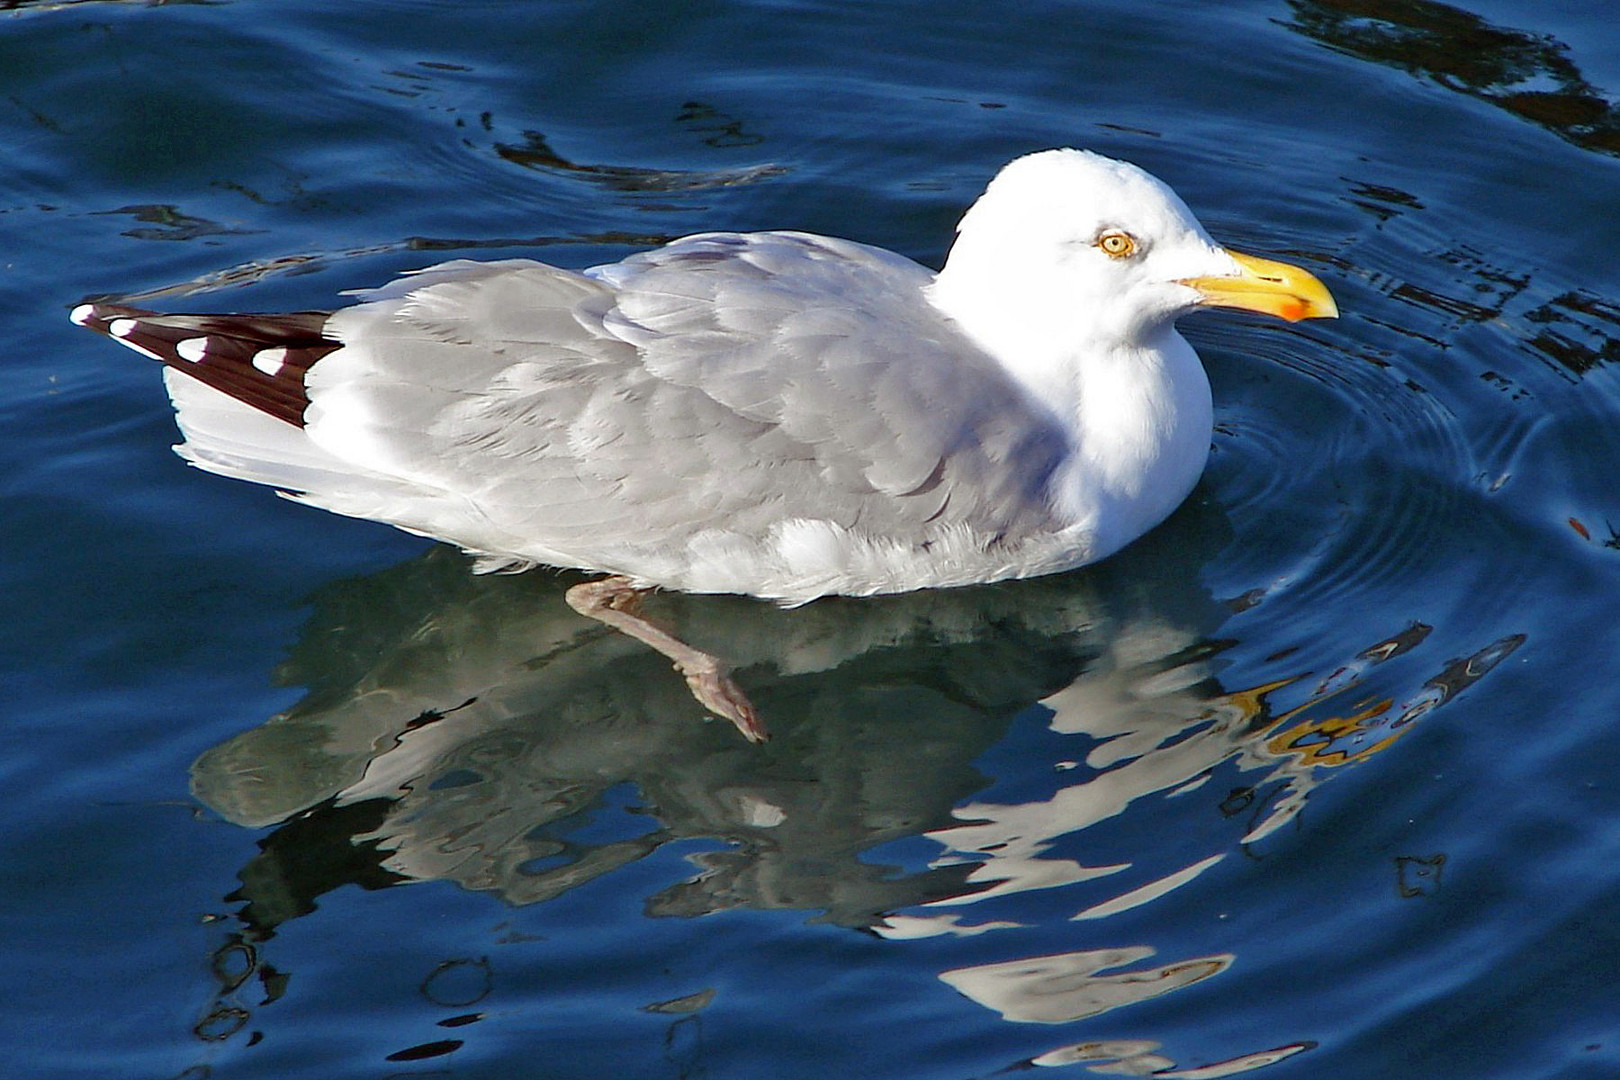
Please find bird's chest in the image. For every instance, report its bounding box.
[1047,343,1214,555]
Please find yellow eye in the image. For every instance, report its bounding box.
[1097,231,1137,258]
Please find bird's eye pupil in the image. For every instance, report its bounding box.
[1099,232,1135,258]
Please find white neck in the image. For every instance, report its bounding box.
[926,267,1214,556]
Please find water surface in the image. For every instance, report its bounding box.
[3,1,1619,1078]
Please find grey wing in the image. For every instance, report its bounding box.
[307,236,1066,562]
[590,232,1068,537]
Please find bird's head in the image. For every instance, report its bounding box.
[930,149,1336,354]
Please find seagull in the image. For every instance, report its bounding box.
[73,148,1336,741]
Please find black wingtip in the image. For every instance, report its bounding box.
[72,302,339,428]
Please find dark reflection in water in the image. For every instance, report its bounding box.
[1285,0,1620,155]
[1524,290,1620,376]
[2,0,209,11]
[92,203,259,242]
[1395,852,1445,898]
[1316,222,1620,388]
[1321,193,1620,395]
[494,125,784,192]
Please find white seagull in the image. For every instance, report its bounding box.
[74,149,1336,741]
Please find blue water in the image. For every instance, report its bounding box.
[4,1,1620,1077]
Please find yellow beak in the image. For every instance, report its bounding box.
[1180,250,1338,323]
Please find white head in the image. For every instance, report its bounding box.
[928,149,1335,361]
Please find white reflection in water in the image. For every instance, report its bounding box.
[938,946,1233,1024]
[1071,854,1225,921]
[1029,1038,1314,1076]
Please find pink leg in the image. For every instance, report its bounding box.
[565,576,768,743]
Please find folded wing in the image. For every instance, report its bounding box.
[83,234,1070,583]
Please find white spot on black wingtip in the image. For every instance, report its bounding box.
[252,347,289,377]
[70,303,98,327]
[105,317,163,360]
[177,337,210,363]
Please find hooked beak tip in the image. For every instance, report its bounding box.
[1181,249,1338,322]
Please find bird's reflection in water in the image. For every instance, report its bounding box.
[194,500,1226,921]
[187,498,1513,1072]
